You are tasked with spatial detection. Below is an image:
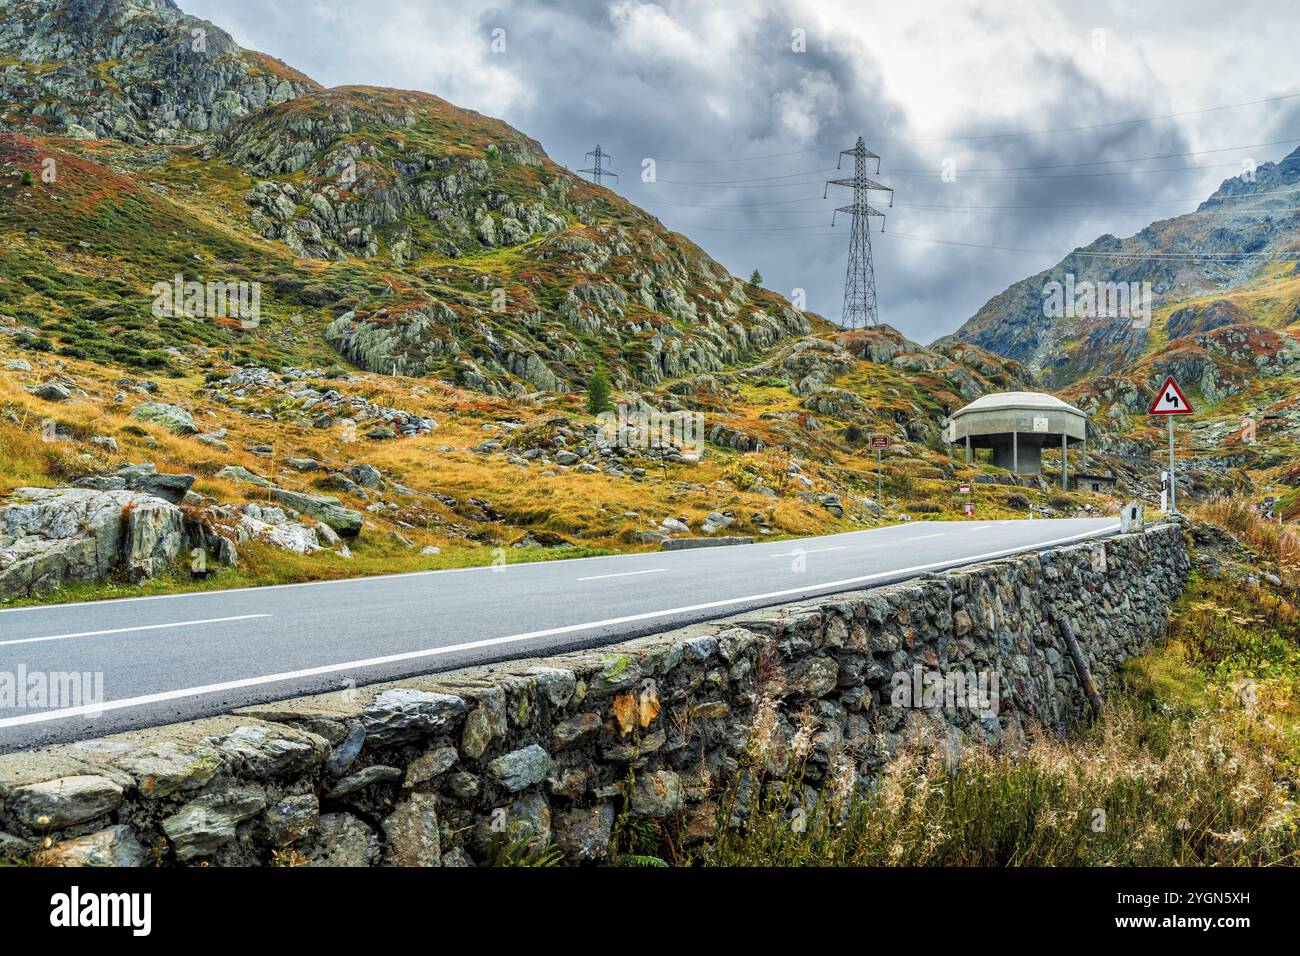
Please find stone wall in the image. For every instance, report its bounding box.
[0,523,1190,867]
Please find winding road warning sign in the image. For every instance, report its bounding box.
[1149,376,1193,415]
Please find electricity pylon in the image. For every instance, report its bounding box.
[825,137,893,328]
[580,145,618,186]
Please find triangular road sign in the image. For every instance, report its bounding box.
[1149,376,1194,415]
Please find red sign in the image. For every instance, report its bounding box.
[963,502,975,517]
[959,484,971,495]
[1149,376,1194,416]
[870,435,890,448]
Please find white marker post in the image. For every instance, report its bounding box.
[1148,376,1193,515]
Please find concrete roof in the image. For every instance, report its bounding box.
[951,391,1085,419]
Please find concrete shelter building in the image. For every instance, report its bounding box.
[944,391,1087,489]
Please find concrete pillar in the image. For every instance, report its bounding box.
[1081,430,1087,476]
[965,435,971,464]
[1012,431,1018,474]
[1061,432,1068,490]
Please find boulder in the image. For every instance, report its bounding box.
[205,724,326,781]
[383,792,442,866]
[130,403,198,435]
[361,689,466,745]
[103,464,196,504]
[271,489,363,537]
[113,742,222,799]
[326,765,402,798]
[487,744,551,792]
[629,769,683,818]
[216,465,275,489]
[345,464,384,488]
[553,803,615,861]
[0,487,185,599]
[261,795,320,846]
[29,382,71,402]
[304,813,380,867]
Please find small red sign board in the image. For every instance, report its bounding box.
[1149,376,1194,416]
[963,502,975,517]
[869,435,890,448]
[959,484,971,495]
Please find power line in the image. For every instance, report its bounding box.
[880,230,1300,260]
[882,161,1248,180]
[907,206,1300,220]
[649,196,825,209]
[884,139,1300,173]
[653,167,835,185]
[649,184,1300,212]
[643,160,1271,189]
[894,185,1300,210]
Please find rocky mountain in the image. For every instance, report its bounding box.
[0,0,318,143]
[943,147,1300,387]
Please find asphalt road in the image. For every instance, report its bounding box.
[0,517,1119,752]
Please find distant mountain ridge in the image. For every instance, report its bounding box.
[942,146,1300,388]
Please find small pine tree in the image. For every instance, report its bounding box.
[586,369,612,414]
[19,170,34,187]
[748,269,763,289]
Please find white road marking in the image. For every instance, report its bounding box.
[0,615,271,649]
[769,546,849,557]
[0,523,1119,730]
[578,569,668,581]
[904,533,946,541]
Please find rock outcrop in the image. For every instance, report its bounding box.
[0,487,185,599]
[0,0,319,145]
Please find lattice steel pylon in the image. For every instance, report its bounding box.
[825,137,893,328]
[579,145,618,186]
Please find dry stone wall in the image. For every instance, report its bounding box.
[0,523,1189,867]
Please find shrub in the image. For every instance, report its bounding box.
[585,369,612,415]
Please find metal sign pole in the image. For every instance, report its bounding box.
[1168,416,1176,514]
[876,447,882,503]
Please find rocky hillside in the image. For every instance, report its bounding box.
[0,0,318,143]
[943,147,1300,387]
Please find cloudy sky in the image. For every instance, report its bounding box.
[187,0,1300,344]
